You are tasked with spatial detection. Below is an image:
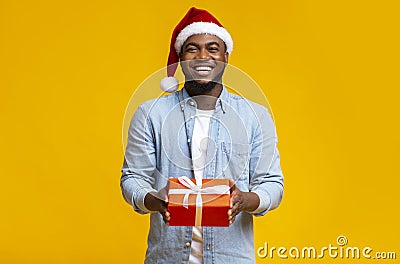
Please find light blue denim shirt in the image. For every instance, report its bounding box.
[121,86,284,263]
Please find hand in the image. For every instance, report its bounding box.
[144,184,170,225]
[227,180,260,225]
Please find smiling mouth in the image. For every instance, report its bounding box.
[192,65,215,76]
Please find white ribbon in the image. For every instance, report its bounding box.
[169,176,230,209]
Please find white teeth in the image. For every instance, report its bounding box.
[195,66,213,71]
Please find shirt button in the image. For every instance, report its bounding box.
[189,101,195,106]
[187,138,191,143]
[185,242,191,247]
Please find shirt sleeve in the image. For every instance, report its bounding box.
[248,107,284,216]
[247,192,269,214]
[120,104,158,214]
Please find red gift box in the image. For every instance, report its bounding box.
[167,177,231,227]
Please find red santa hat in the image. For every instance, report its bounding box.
[160,7,233,92]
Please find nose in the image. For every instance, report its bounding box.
[195,48,210,60]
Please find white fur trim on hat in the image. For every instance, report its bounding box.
[160,76,179,92]
[174,22,233,55]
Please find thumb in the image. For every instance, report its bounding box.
[229,179,236,193]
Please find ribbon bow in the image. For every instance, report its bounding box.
[169,176,230,209]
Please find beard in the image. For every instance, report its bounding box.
[184,68,225,93]
[185,80,219,92]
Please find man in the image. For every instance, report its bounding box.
[121,7,284,263]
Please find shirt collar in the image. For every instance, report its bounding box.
[178,85,229,113]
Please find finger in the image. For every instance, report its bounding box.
[161,211,171,225]
[230,191,239,206]
[230,188,238,200]
[165,212,170,225]
[229,179,235,187]
[231,203,240,218]
[229,215,236,225]
[164,211,170,221]
[163,217,170,226]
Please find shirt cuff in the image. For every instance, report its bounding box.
[248,190,271,215]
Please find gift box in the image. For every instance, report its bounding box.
[167,177,231,227]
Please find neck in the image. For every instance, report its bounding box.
[185,82,222,110]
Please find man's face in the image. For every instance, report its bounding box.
[180,34,229,87]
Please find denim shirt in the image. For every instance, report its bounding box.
[121,87,284,264]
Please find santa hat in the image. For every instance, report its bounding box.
[160,7,233,92]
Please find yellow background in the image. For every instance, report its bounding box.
[1,0,399,263]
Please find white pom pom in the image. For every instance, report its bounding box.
[160,76,179,93]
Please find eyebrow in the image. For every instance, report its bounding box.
[206,42,220,47]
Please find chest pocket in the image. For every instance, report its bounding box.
[221,142,250,187]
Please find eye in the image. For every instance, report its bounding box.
[186,47,198,52]
[208,47,219,53]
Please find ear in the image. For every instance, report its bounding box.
[224,52,229,63]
